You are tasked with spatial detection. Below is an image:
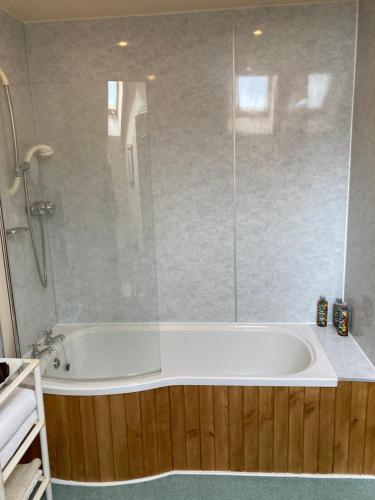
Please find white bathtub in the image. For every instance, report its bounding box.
[40,324,337,395]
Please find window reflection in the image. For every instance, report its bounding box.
[106,81,151,266]
[237,76,269,112]
[294,73,331,110]
[236,74,278,135]
[108,81,123,136]
[307,73,331,109]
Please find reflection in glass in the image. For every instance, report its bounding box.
[106,81,153,263]
[108,80,123,136]
[307,73,331,109]
[294,73,332,110]
[236,74,278,135]
[237,76,269,112]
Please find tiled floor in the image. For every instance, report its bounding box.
[51,474,375,499]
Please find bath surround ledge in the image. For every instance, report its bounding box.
[313,325,375,382]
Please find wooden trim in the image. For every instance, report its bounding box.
[41,382,375,482]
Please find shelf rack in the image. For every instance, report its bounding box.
[0,358,52,500]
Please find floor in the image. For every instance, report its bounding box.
[51,475,375,499]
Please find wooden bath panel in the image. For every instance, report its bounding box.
[42,382,375,481]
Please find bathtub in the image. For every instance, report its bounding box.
[40,324,337,395]
[36,324,353,483]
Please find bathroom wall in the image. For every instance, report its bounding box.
[24,1,357,325]
[25,11,235,323]
[345,0,375,363]
[0,8,57,353]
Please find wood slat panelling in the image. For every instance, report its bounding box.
[94,396,115,481]
[259,387,274,472]
[303,388,320,473]
[109,395,129,480]
[43,395,57,478]
[229,387,244,471]
[64,396,85,481]
[273,387,288,472]
[170,386,187,470]
[44,382,375,482]
[244,387,259,472]
[155,388,172,472]
[199,386,215,471]
[288,387,304,473]
[318,387,336,473]
[348,383,368,474]
[213,386,229,470]
[140,391,159,476]
[333,382,352,474]
[52,395,71,479]
[184,386,201,470]
[124,392,144,478]
[79,396,100,481]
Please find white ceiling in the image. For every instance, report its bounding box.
[0,0,349,23]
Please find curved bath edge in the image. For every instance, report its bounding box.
[42,375,338,396]
[51,470,375,488]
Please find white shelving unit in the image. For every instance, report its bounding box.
[0,358,52,500]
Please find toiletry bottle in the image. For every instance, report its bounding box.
[337,305,350,337]
[317,296,328,327]
[333,298,343,327]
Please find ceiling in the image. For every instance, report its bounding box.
[0,0,348,23]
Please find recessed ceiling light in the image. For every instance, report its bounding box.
[147,74,156,81]
[246,66,252,72]
[117,40,128,47]
[253,30,263,36]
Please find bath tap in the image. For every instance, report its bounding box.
[31,342,55,359]
[42,329,65,346]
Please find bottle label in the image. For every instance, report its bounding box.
[317,301,328,327]
[337,310,349,336]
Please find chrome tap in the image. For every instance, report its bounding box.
[42,329,65,346]
[31,342,54,359]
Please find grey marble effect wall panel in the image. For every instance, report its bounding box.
[145,12,235,321]
[0,9,29,84]
[25,11,236,323]
[0,8,57,354]
[234,3,356,322]
[345,0,375,364]
[23,4,356,325]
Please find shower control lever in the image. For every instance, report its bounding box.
[29,201,56,216]
[6,227,29,235]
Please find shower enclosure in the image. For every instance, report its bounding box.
[0,77,161,380]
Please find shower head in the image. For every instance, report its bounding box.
[39,147,54,157]
[23,144,55,166]
[0,67,10,86]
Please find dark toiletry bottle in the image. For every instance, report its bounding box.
[317,296,328,327]
[0,362,9,383]
[337,305,350,337]
[333,298,343,327]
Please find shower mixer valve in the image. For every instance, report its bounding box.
[29,201,56,216]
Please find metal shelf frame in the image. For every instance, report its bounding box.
[0,359,52,500]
